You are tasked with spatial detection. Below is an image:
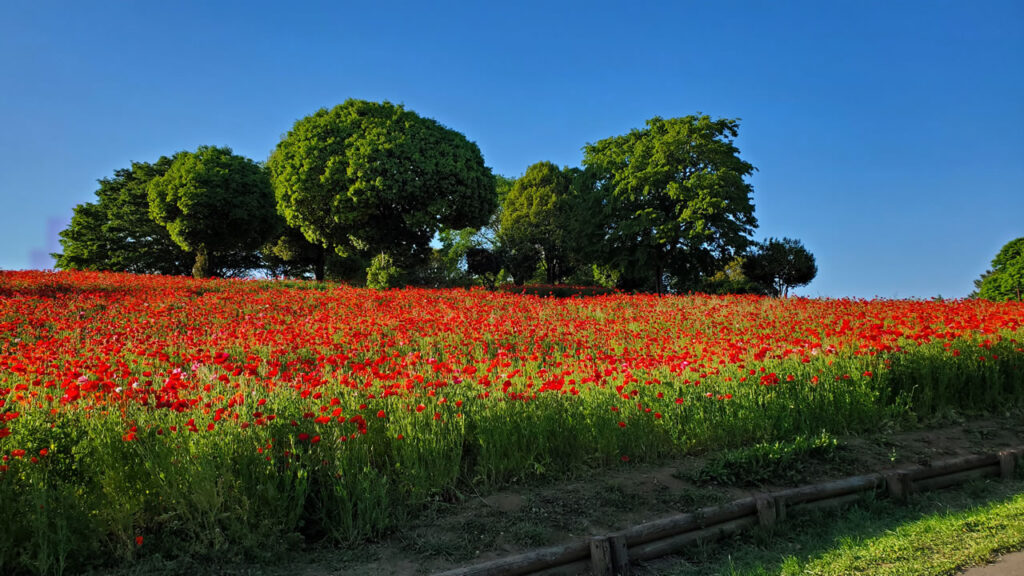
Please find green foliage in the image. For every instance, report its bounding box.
[977,237,1024,301]
[469,174,515,252]
[366,252,401,289]
[499,162,580,284]
[699,256,767,295]
[743,237,818,297]
[147,146,277,278]
[691,431,840,486]
[267,99,497,272]
[419,227,478,288]
[494,237,541,285]
[968,269,991,299]
[660,479,1024,576]
[466,247,501,288]
[493,173,516,205]
[54,158,193,275]
[582,115,757,293]
[261,225,328,281]
[880,337,1024,415]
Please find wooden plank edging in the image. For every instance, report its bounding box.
[611,497,757,547]
[433,541,590,576]
[433,446,1024,576]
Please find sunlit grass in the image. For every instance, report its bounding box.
[664,479,1024,576]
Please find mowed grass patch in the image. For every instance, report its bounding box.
[659,478,1024,576]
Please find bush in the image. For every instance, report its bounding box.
[691,432,841,487]
[366,253,400,290]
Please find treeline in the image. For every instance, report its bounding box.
[54,99,816,295]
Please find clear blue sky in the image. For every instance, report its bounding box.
[2,0,1021,298]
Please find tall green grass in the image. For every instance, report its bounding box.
[1,326,1023,573]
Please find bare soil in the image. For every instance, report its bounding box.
[212,414,1024,576]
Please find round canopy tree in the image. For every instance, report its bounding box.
[267,99,497,278]
[499,161,578,284]
[583,115,757,294]
[55,157,193,275]
[977,237,1024,302]
[742,237,817,297]
[147,146,277,278]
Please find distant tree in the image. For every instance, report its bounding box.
[495,239,541,285]
[499,161,580,283]
[699,256,766,295]
[977,237,1024,302]
[472,174,516,250]
[742,237,817,297]
[54,158,193,275]
[414,227,477,288]
[582,115,757,294]
[260,223,328,280]
[267,99,497,279]
[147,146,277,278]
[466,247,501,288]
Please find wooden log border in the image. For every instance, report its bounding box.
[434,447,1024,576]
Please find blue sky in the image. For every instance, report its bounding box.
[1,0,1021,297]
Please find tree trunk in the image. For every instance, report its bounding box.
[314,246,326,281]
[192,245,210,278]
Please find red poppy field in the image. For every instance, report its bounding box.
[2,271,1023,574]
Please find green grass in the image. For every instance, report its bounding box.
[662,478,1024,576]
[689,431,843,487]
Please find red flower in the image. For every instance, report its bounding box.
[38,448,48,456]
[376,410,387,418]
[0,428,9,439]
[135,536,144,547]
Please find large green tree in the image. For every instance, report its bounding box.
[148,146,277,278]
[54,158,193,275]
[267,99,497,279]
[582,115,757,293]
[977,237,1024,301]
[499,161,576,284]
[742,237,817,297]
